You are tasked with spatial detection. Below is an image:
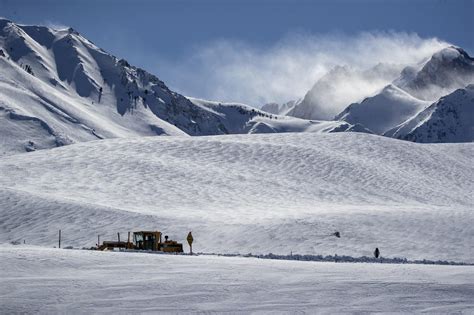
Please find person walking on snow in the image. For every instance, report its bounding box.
[374,247,380,259]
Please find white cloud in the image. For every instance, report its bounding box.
[162,31,449,109]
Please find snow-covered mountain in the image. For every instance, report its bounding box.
[335,47,474,138]
[0,19,363,155]
[395,46,474,101]
[261,100,297,115]
[385,85,474,142]
[189,98,365,135]
[287,64,405,120]
[0,18,214,153]
[335,84,431,134]
[1,18,471,153]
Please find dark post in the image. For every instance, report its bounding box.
[117,232,120,243]
[59,229,61,248]
[98,235,100,247]
[127,232,131,249]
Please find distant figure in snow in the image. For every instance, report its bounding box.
[98,86,103,103]
[374,247,380,259]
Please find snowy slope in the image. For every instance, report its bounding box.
[396,46,474,101]
[1,133,472,262]
[189,97,370,134]
[335,84,431,134]
[261,100,297,115]
[0,19,196,154]
[0,55,189,154]
[335,47,474,136]
[386,85,474,142]
[1,245,473,313]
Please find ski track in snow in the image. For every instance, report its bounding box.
[0,133,472,263]
[0,245,473,314]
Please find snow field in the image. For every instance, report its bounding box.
[1,245,473,313]
[1,133,472,262]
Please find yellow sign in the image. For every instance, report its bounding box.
[187,232,193,245]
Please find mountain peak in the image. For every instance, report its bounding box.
[67,27,77,34]
[433,46,473,61]
[0,17,13,26]
[393,45,474,101]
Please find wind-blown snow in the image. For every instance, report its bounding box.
[397,46,474,101]
[334,47,474,138]
[1,133,472,262]
[288,63,403,120]
[163,32,448,107]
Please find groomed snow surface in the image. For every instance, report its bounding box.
[1,245,473,314]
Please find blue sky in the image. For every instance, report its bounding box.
[1,0,473,104]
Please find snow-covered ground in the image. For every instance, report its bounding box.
[1,133,472,263]
[1,245,473,313]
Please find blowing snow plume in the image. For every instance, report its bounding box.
[163,32,449,116]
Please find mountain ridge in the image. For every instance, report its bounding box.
[0,18,472,155]
[385,84,474,142]
[333,46,474,139]
[0,18,361,155]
